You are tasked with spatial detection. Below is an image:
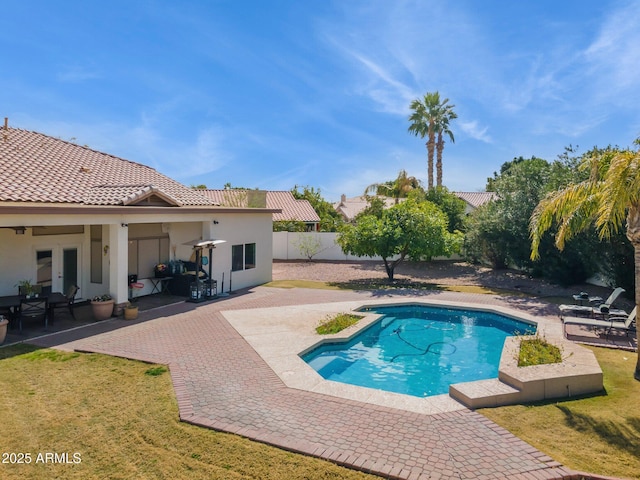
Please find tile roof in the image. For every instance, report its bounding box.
[333,195,399,222]
[203,190,320,223]
[452,191,497,208]
[0,127,214,206]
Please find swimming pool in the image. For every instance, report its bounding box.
[302,305,536,397]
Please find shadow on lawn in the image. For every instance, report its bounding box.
[556,404,640,456]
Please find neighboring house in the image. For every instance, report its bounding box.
[333,192,496,221]
[452,191,497,214]
[333,194,399,223]
[203,190,320,231]
[0,123,276,306]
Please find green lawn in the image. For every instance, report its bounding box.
[0,344,376,480]
[479,346,640,479]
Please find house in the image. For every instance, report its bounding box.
[0,122,276,307]
[333,194,399,223]
[452,191,497,214]
[333,192,496,221]
[202,190,320,231]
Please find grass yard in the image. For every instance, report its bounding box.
[0,344,376,480]
[479,346,640,480]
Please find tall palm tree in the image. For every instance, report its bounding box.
[364,169,422,204]
[408,92,455,190]
[530,141,640,381]
[435,101,457,187]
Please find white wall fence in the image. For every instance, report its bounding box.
[273,231,363,261]
[273,232,457,262]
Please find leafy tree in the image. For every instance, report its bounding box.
[364,169,423,203]
[273,220,306,232]
[530,140,640,380]
[421,186,466,233]
[408,92,456,189]
[465,156,600,284]
[291,185,343,232]
[337,197,461,280]
[355,196,386,221]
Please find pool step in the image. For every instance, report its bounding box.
[449,379,521,409]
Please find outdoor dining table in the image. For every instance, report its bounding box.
[0,292,68,326]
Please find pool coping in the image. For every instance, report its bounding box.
[222,297,603,414]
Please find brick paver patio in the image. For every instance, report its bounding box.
[32,286,586,479]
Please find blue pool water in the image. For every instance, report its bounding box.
[302,305,536,397]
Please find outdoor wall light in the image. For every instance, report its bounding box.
[213,220,219,225]
[121,223,128,227]
[14,226,26,235]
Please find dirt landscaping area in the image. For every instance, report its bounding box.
[273,259,623,301]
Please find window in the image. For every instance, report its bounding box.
[90,225,102,283]
[232,243,256,271]
[245,243,256,269]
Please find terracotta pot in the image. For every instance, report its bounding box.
[124,306,139,320]
[0,317,8,344]
[91,300,115,321]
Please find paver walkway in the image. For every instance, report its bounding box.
[33,286,579,479]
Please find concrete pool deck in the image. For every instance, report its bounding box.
[223,297,603,414]
[31,285,607,479]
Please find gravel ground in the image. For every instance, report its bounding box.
[272,259,628,304]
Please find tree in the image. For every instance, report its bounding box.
[363,169,423,203]
[465,156,600,285]
[408,92,456,189]
[435,102,457,187]
[337,197,461,280]
[291,185,343,232]
[530,141,640,381]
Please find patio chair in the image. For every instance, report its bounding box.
[18,298,49,334]
[54,284,79,320]
[563,306,637,337]
[560,287,626,317]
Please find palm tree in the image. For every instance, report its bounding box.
[530,141,640,381]
[364,169,422,204]
[408,92,455,190]
[435,101,457,187]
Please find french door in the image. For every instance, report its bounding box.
[35,245,80,296]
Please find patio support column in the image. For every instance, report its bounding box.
[108,223,129,306]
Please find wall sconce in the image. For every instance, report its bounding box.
[121,223,128,227]
[103,245,110,256]
[14,226,26,235]
[213,220,219,225]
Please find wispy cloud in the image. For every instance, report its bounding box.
[583,1,640,96]
[459,121,492,143]
[56,65,100,83]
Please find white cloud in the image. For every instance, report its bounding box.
[56,65,100,83]
[583,2,640,96]
[459,120,492,143]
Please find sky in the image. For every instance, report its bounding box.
[2,1,639,202]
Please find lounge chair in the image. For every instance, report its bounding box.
[563,307,637,337]
[560,287,626,317]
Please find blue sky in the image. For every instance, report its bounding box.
[2,1,639,202]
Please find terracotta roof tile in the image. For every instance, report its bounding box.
[0,127,214,206]
[452,191,496,208]
[203,190,320,223]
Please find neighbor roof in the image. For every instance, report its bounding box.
[333,195,399,222]
[0,126,215,206]
[203,190,319,223]
[452,191,496,209]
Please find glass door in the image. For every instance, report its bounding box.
[35,246,80,295]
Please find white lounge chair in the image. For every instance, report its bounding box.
[563,307,637,336]
[560,287,626,317]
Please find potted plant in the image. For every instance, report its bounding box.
[16,279,35,298]
[0,315,9,344]
[124,302,139,320]
[91,294,115,321]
